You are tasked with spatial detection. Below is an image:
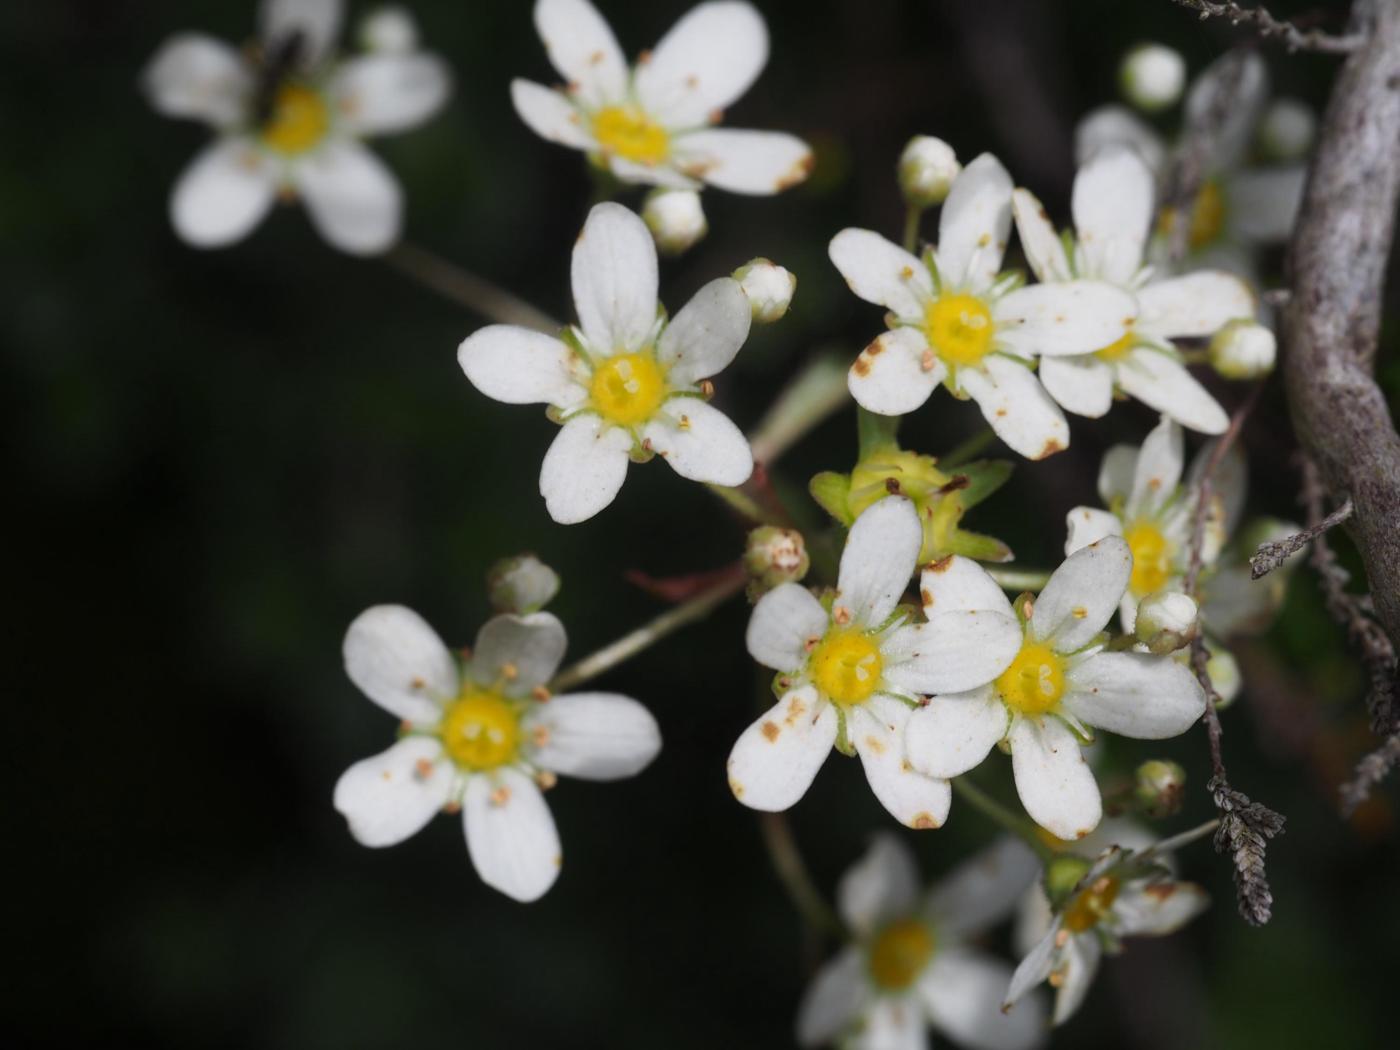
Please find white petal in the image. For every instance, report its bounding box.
[458,326,585,408]
[571,202,660,355]
[1097,444,1137,506]
[1137,272,1255,338]
[170,138,277,249]
[643,398,753,486]
[1072,146,1153,285]
[848,327,944,416]
[1064,506,1123,555]
[525,692,661,779]
[1188,439,1247,537]
[919,556,1014,618]
[1030,536,1131,651]
[922,949,1047,1050]
[1074,105,1166,171]
[607,157,702,190]
[828,228,933,320]
[727,686,837,810]
[467,611,568,695]
[937,153,1012,288]
[260,0,342,64]
[1052,933,1101,1024]
[837,831,921,936]
[294,140,402,255]
[634,1,769,128]
[1113,881,1210,935]
[1228,167,1306,243]
[1064,651,1206,738]
[1004,926,1059,1010]
[994,281,1136,359]
[881,612,1022,696]
[142,33,251,127]
[1039,355,1114,418]
[1118,349,1229,436]
[343,604,457,724]
[1126,414,1184,518]
[463,767,562,902]
[905,686,1008,780]
[956,355,1070,461]
[1186,51,1267,171]
[672,128,813,195]
[796,947,869,1047]
[746,582,829,671]
[656,277,751,384]
[1201,564,1276,637]
[533,0,627,109]
[836,496,923,627]
[927,837,1042,938]
[331,53,451,136]
[539,414,633,524]
[854,698,952,830]
[1009,717,1102,840]
[510,79,595,149]
[1010,188,1071,283]
[333,737,451,847]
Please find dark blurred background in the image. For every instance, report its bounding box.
[5,1,1395,1047]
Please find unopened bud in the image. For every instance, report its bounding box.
[360,7,418,53]
[1045,855,1093,906]
[1258,98,1315,161]
[1206,646,1241,709]
[1135,590,1199,654]
[642,189,707,256]
[898,136,961,208]
[487,554,560,614]
[1210,319,1276,380]
[734,258,796,323]
[744,526,809,599]
[1119,44,1186,113]
[1134,759,1187,819]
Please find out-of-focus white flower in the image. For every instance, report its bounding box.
[797,835,1048,1050]
[735,258,796,323]
[487,554,560,614]
[899,135,962,208]
[1258,98,1316,162]
[1135,590,1199,654]
[142,0,451,254]
[905,537,1207,840]
[728,497,1023,827]
[1119,44,1186,112]
[359,6,418,53]
[1133,759,1188,818]
[830,154,1137,459]
[642,188,708,255]
[334,605,661,901]
[459,203,755,524]
[512,0,812,195]
[1210,319,1276,379]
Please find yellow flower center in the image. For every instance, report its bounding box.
[809,629,883,705]
[589,352,666,426]
[262,83,330,154]
[995,640,1066,716]
[1062,876,1121,934]
[869,919,935,990]
[1125,520,1174,596]
[439,691,520,771]
[592,105,670,165]
[1095,328,1138,363]
[924,294,996,367]
[1188,181,1226,249]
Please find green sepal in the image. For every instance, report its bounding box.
[955,459,1014,508]
[809,471,854,525]
[948,529,1014,563]
[833,707,855,757]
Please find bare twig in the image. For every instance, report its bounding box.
[1249,496,1352,579]
[1168,1,1365,54]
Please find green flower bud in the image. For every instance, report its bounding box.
[1134,759,1187,818]
[1045,854,1093,907]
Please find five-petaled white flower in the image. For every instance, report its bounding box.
[142,0,450,254]
[334,604,661,902]
[728,497,1023,828]
[829,154,1137,460]
[904,537,1207,840]
[459,202,755,524]
[1012,147,1254,435]
[797,834,1048,1050]
[511,0,813,195]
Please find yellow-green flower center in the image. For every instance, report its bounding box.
[590,352,666,426]
[262,83,330,154]
[592,105,670,165]
[810,629,883,705]
[1159,180,1226,250]
[1125,520,1174,596]
[439,691,520,771]
[995,640,1066,716]
[925,293,995,367]
[1062,876,1121,933]
[869,919,935,990]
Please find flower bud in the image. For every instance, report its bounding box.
[735,259,796,323]
[1134,759,1187,819]
[642,189,707,256]
[360,7,419,53]
[487,554,560,614]
[1135,590,1199,654]
[1044,855,1093,906]
[1209,319,1276,380]
[1258,98,1315,161]
[744,526,810,600]
[1118,44,1186,113]
[898,136,960,208]
[1206,646,1241,709]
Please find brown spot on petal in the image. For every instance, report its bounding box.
[443,800,462,814]
[920,349,937,371]
[867,338,887,356]
[853,356,871,377]
[912,813,940,829]
[1071,605,1087,619]
[921,588,933,606]
[414,758,434,780]
[761,721,781,742]
[589,50,606,65]
[1038,439,1065,459]
[928,555,954,574]
[501,662,519,681]
[1144,883,1178,901]
[776,153,814,192]
[531,725,551,747]
[863,735,886,755]
[833,605,852,625]
[490,785,512,806]
[977,233,991,247]
[410,676,426,690]
[996,408,1008,418]
[536,771,558,790]
[532,685,552,702]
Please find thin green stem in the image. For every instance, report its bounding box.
[903,203,925,253]
[706,483,777,527]
[385,241,560,333]
[952,777,1055,862]
[758,812,847,939]
[985,566,1053,592]
[1144,818,1221,858]
[747,352,850,466]
[941,426,997,468]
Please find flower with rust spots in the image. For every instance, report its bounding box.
[905,536,1207,841]
[141,0,451,254]
[459,202,755,524]
[829,153,1137,460]
[797,834,1048,1050]
[333,604,661,902]
[511,0,812,196]
[728,497,1024,828]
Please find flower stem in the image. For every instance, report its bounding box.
[747,352,851,466]
[758,811,847,939]
[1145,818,1221,858]
[385,241,560,334]
[940,426,997,468]
[952,777,1055,862]
[902,204,925,253]
[705,482,779,527]
[985,566,1053,592]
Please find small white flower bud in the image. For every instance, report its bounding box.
[1210,319,1277,380]
[744,526,809,599]
[734,259,796,323]
[1134,759,1187,818]
[1258,98,1315,161]
[898,136,961,208]
[1119,44,1186,113]
[642,189,707,256]
[487,554,560,614]
[1135,590,1199,654]
[360,7,419,53]
[1207,647,1241,708]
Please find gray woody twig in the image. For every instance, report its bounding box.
[1248,496,1352,579]
[1170,1,1365,54]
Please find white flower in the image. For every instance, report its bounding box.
[511,0,813,195]
[1012,146,1254,435]
[142,0,451,254]
[797,835,1048,1050]
[643,188,708,255]
[728,497,1023,827]
[1119,44,1185,113]
[1209,319,1276,379]
[458,202,754,524]
[830,154,1136,460]
[333,605,661,902]
[899,135,962,207]
[905,537,1207,840]
[735,258,797,323]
